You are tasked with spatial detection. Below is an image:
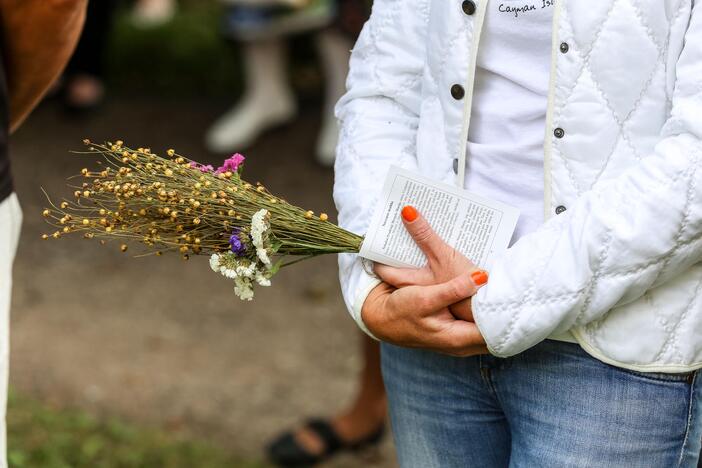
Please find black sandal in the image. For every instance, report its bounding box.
[265,418,386,467]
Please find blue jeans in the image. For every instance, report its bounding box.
[381,340,702,467]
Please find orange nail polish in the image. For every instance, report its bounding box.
[401,206,418,222]
[471,270,488,286]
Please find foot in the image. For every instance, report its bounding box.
[266,415,385,467]
[64,74,105,112]
[205,93,297,153]
[336,406,386,448]
[292,407,386,457]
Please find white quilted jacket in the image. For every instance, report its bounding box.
[334,0,702,372]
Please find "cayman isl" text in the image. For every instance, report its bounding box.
[499,0,554,18]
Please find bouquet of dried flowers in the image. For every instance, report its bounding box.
[42,140,362,300]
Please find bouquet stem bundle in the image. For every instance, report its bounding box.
[42,140,362,299]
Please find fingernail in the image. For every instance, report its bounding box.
[471,270,488,286]
[401,205,418,222]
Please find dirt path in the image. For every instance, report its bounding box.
[9,97,397,467]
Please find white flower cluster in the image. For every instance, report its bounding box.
[209,253,272,300]
[250,209,271,266]
[208,209,274,301]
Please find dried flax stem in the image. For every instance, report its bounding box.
[42,140,363,300]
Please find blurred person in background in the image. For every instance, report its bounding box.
[63,0,178,113]
[0,0,87,465]
[205,0,360,167]
[63,0,119,113]
[208,1,388,466]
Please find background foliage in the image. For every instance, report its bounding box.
[7,393,267,468]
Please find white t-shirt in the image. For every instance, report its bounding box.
[464,0,577,343]
[464,0,555,243]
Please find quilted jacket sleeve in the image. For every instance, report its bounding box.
[473,3,702,357]
[333,0,427,336]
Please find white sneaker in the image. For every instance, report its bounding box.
[205,93,297,153]
[131,0,177,28]
[206,40,298,153]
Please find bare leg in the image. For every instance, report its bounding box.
[294,332,386,454]
[332,333,386,440]
[314,29,352,166]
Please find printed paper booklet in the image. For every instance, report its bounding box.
[359,166,520,269]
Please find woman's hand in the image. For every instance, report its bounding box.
[361,274,488,357]
[374,206,488,321]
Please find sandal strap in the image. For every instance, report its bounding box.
[306,418,344,455]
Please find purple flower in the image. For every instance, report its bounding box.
[215,153,245,175]
[189,162,214,173]
[229,229,246,255]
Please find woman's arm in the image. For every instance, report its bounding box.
[472,3,702,357]
[0,0,87,132]
[334,0,428,335]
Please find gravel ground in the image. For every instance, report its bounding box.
[8,97,397,467]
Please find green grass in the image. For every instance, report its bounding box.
[6,392,267,468]
[107,1,244,97]
[106,0,324,98]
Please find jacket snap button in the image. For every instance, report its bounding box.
[554,127,565,138]
[462,0,476,15]
[555,205,567,215]
[453,158,459,174]
[451,84,465,100]
[560,42,569,53]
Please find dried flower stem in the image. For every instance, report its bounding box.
[42,140,363,263]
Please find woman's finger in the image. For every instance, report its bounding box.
[434,320,488,357]
[374,263,434,287]
[400,205,449,264]
[449,270,489,321]
[414,269,488,314]
[449,299,474,321]
[417,272,477,312]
